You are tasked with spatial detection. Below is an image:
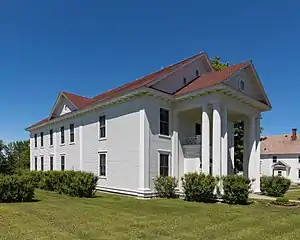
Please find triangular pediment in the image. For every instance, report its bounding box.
[48,93,78,120]
[272,160,290,169]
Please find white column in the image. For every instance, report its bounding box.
[212,103,221,177]
[254,117,261,193]
[138,108,151,197]
[221,106,228,176]
[228,121,235,174]
[201,104,210,174]
[172,111,179,179]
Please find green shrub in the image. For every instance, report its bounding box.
[154,176,178,198]
[222,175,251,204]
[181,172,218,202]
[0,174,34,202]
[27,170,98,198]
[260,176,291,197]
[276,197,289,203]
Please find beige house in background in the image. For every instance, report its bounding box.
[260,128,300,183]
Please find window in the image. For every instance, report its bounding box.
[60,126,65,144]
[272,156,277,163]
[50,156,53,171]
[50,129,53,146]
[70,124,75,143]
[277,170,282,177]
[183,77,187,85]
[196,69,200,77]
[34,134,37,148]
[298,169,300,179]
[159,108,169,136]
[239,79,245,91]
[34,157,37,170]
[40,156,44,171]
[99,153,107,177]
[61,155,65,171]
[159,153,169,177]
[209,158,213,175]
[200,159,202,170]
[298,156,300,163]
[40,132,44,147]
[99,115,106,139]
[195,123,201,136]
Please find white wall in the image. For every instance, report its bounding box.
[261,154,300,183]
[151,56,212,94]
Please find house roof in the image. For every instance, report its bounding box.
[27,52,265,130]
[174,61,249,95]
[261,134,300,155]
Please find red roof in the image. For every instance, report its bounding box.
[27,55,258,130]
[174,62,249,95]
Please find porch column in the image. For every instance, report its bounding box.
[228,121,235,174]
[172,111,179,180]
[212,102,221,177]
[201,104,210,174]
[254,117,261,192]
[221,106,228,176]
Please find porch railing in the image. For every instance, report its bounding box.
[182,135,201,145]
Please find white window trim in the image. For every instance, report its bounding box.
[157,150,171,177]
[158,107,171,138]
[98,151,107,179]
[98,114,107,141]
[69,124,76,145]
[60,154,66,171]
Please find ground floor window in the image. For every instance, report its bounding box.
[99,152,107,177]
[159,153,169,177]
[40,156,44,171]
[34,157,37,171]
[278,170,282,177]
[209,158,213,175]
[298,169,300,179]
[50,156,53,171]
[61,155,65,171]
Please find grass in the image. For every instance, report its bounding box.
[1,190,300,239]
[285,188,300,200]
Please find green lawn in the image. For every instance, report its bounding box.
[1,190,300,240]
[285,188,300,200]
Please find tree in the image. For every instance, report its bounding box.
[211,56,244,172]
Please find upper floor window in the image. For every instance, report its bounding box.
[60,126,65,144]
[50,129,53,146]
[50,156,53,171]
[183,77,187,85]
[272,156,277,163]
[196,69,200,77]
[239,79,245,91]
[34,157,37,170]
[160,108,169,136]
[70,124,75,143]
[61,155,65,171]
[40,132,44,147]
[99,115,106,139]
[298,156,300,163]
[159,153,169,177]
[34,134,37,148]
[298,169,300,179]
[99,152,107,177]
[40,156,44,171]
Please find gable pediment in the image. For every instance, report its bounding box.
[49,93,78,119]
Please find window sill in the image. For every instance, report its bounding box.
[60,144,66,147]
[98,137,107,141]
[69,142,76,145]
[40,146,44,149]
[159,134,171,140]
[49,145,54,148]
[99,176,107,179]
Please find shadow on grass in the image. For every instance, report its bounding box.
[0,199,41,204]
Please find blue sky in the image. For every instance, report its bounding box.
[1,0,299,142]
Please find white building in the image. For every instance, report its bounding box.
[260,128,300,184]
[26,52,271,197]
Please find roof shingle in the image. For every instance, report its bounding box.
[261,134,300,155]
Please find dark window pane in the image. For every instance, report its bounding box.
[41,157,44,171]
[273,156,277,163]
[61,156,65,171]
[70,124,75,143]
[50,129,53,145]
[99,154,106,176]
[61,127,65,144]
[196,69,200,76]
[99,116,106,138]
[40,132,44,147]
[195,123,201,136]
[159,154,169,177]
[160,109,169,135]
[35,157,37,170]
[50,156,53,171]
[34,134,37,147]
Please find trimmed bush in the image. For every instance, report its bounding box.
[181,172,217,202]
[27,170,98,198]
[154,176,178,198]
[261,176,291,197]
[222,175,251,204]
[0,174,34,202]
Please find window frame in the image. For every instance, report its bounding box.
[40,132,44,147]
[70,124,75,143]
[40,156,44,171]
[34,134,38,148]
[60,155,65,171]
[60,126,65,145]
[50,155,54,171]
[183,77,187,85]
[277,170,282,177]
[239,79,245,92]
[298,169,300,179]
[158,150,170,177]
[159,108,170,137]
[196,69,200,77]
[272,156,277,163]
[98,151,107,178]
[98,115,107,140]
[49,129,53,146]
